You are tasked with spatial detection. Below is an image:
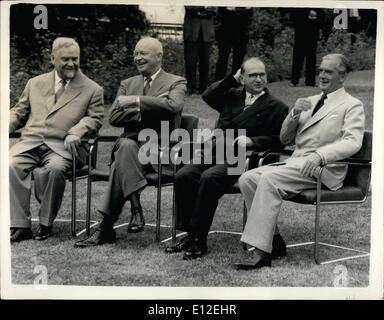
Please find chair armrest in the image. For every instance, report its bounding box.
[87,135,119,146]
[254,148,293,167]
[324,158,371,166]
[9,132,21,139]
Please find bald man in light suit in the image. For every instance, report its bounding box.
[75,37,187,248]
[235,54,365,270]
[9,37,104,242]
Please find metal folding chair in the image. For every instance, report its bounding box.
[258,131,372,264]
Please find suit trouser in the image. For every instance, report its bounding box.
[215,38,247,80]
[184,37,212,92]
[9,144,72,228]
[238,164,317,253]
[175,163,240,238]
[291,34,318,86]
[98,138,148,222]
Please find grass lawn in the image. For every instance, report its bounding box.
[10,70,374,288]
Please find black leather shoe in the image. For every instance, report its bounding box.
[74,227,116,248]
[11,228,33,243]
[271,234,287,260]
[33,225,52,241]
[165,235,196,253]
[127,208,145,233]
[183,242,207,260]
[234,251,271,270]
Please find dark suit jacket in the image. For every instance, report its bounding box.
[202,75,288,151]
[109,69,187,137]
[183,6,216,42]
[9,70,104,163]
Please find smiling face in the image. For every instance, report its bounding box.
[240,59,267,95]
[318,57,346,94]
[51,45,80,81]
[133,38,163,77]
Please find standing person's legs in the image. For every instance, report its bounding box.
[184,41,199,93]
[215,39,231,80]
[231,39,247,75]
[305,40,318,86]
[291,34,305,85]
[198,41,212,93]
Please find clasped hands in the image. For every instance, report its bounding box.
[114,95,138,111]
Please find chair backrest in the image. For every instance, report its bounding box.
[343,131,372,195]
[180,114,199,139]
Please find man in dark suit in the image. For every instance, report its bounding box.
[9,37,104,242]
[183,6,216,94]
[165,57,289,259]
[75,37,187,247]
[215,7,253,80]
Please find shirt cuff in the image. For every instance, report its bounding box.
[290,109,300,119]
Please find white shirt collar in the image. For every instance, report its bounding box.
[245,90,265,103]
[322,87,344,100]
[54,70,70,91]
[144,68,162,84]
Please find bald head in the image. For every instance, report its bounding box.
[134,37,163,77]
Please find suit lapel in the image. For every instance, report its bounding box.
[39,71,55,111]
[147,69,166,96]
[48,70,85,116]
[300,88,346,133]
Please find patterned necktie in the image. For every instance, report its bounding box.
[143,77,152,95]
[244,94,255,111]
[55,79,66,103]
[312,93,327,116]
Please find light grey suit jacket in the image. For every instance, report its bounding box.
[280,87,365,190]
[9,70,104,162]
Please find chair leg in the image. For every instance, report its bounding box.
[85,150,93,237]
[314,178,322,264]
[71,160,77,237]
[171,165,178,244]
[155,162,162,242]
[242,201,247,251]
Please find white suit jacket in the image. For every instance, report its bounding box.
[280,87,365,190]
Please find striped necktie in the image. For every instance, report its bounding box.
[143,77,152,95]
[55,79,66,103]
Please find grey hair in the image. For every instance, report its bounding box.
[240,57,265,74]
[52,37,80,54]
[322,53,350,74]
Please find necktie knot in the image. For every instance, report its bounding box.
[312,93,327,116]
[55,79,67,103]
[143,77,152,95]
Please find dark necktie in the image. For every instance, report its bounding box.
[143,77,152,95]
[55,79,66,103]
[312,93,327,116]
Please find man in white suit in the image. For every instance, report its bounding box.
[235,53,365,270]
[9,37,104,242]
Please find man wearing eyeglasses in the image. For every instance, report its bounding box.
[165,57,289,260]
